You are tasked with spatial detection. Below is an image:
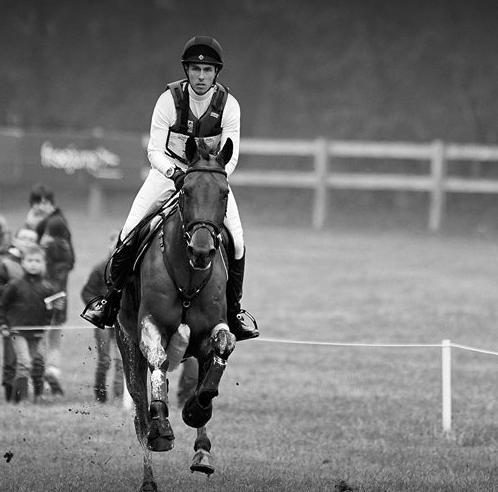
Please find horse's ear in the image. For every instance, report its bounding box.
[216,138,233,167]
[185,136,198,164]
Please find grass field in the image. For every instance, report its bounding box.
[1,191,498,491]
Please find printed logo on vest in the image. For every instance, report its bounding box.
[210,112,220,119]
[187,120,194,134]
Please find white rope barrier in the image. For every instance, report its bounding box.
[6,326,498,435]
[255,337,443,348]
[450,343,498,357]
[11,324,95,331]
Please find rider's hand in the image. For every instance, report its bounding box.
[0,324,10,337]
[171,168,185,191]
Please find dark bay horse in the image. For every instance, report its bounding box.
[116,137,237,492]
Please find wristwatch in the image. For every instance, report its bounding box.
[165,166,175,178]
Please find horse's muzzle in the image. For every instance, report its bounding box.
[186,226,218,270]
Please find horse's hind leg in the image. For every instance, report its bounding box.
[115,326,158,492]
[182,323,235,428]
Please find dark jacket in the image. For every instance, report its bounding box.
[0,273,58,334]
[36,208,74,324]
[81,259,107,305]
[36,208,75,272]
[0,248,23,295]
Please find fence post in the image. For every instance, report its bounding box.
[88,181,103,219]
[87,127,104,219]
[429,140,446,231]
[313,137,328,230]
[441,339,452,435]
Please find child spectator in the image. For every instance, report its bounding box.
[81,232,123,403]
[0,244,65,403]
[27,184,75,397]
[1,227,38,402]
[0,215,11,255]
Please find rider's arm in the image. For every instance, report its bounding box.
[147,91,178,176]
[220,94,241,177]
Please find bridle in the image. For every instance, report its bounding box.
[177,165,228,251]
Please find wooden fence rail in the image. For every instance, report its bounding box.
[3,127,498,230]
[234,138,498,231]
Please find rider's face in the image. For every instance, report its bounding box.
[187,63,217,95]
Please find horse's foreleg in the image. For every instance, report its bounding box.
[182,323,235,428]
[140,315,175,452]
[190,426,214,475]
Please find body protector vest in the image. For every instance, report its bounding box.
[165,79,229,164]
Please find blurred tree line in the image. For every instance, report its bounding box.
[1,0,498,143]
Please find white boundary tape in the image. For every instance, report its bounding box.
[7,326,498,434]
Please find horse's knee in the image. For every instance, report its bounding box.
[210,323,235,360]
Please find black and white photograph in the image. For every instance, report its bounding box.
[1,1,498,491]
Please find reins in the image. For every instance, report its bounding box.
[164,163,228,324]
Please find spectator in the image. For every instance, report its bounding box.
[0,215,11,255]
[27,183,75,396]
[177,358,198,408]
[0,244,65,404]
[1,227,38,401]
[81,232,123,403]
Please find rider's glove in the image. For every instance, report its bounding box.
[171,168,185,191]
[0,324,10,337]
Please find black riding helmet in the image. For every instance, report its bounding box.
[181,36,224,70]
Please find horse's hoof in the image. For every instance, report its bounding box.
[182,394,213,428]
[147,434,175,452]
[139,480,158,492]
[147,400,175,451]
[190,449,215,475]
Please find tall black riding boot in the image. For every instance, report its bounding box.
[226,251,259,341]
[81,236,138,329]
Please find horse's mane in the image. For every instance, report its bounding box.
[188,139,226,172]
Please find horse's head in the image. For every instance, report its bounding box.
[178,136,232,271]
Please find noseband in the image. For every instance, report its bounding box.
[178,166,227,250]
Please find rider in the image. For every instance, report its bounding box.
[82,36,259,341]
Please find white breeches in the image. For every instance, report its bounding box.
[121,169,244,259]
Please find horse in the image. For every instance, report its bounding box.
[115,136,237,492]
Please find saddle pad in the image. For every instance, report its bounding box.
[132,199,177,272]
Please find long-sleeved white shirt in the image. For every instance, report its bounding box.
[147,83,240,177]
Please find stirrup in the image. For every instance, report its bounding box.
[230,309,259,341]
[80,295,118,329]
[237,309,258,331]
